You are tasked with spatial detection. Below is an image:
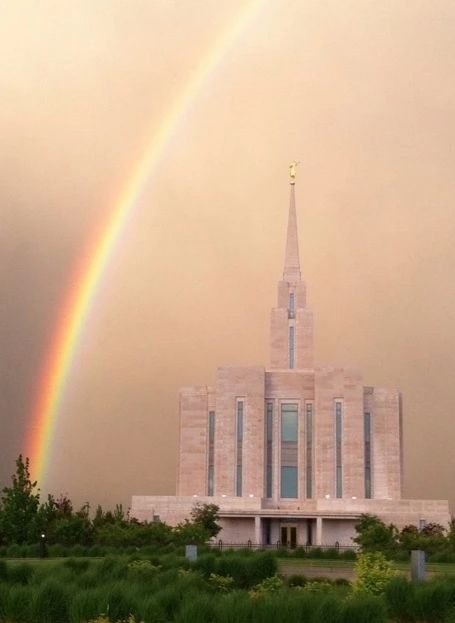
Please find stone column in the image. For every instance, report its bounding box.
[254,516,262,545]
[316,516,323,546]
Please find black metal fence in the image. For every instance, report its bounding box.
[209,540,358,552]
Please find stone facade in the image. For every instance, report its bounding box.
[131,180,450,547]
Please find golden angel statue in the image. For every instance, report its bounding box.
[289,160,300,183]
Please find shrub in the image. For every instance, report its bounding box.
[5,585,33,622]
[0,560,7,581]
[353,552,396,596]
[312,594,345,623]
[411,579,453,622]
[344,593,388,623]
[175,593,216,623]
[8,562,34,584]
[64,557,91,573]
[384,575,415,621]
[105,583,137,621]
[249,575,284,598]
[32,580,69,623]
[303,579,333,593]
[293,547,307,558]
[209,573,235,593]
[48,544,68,557]
[5,544,23,558]
[215,590,254,623]
[68,588,106,623]
[139,596,167,623]
[340,548,357,561]
[127,559,161,583]
[287,573,307,587]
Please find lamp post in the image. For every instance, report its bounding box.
[40,533,48,559]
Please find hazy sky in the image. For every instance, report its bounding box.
[1,0,455,512]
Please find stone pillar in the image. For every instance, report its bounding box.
[254,516,262,545]
[411,550,426,581]
[316,516,323,546]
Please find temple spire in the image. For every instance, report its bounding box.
[283,174,301,282]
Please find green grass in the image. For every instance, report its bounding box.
[278,558,455,575]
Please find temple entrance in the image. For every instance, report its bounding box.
[281,524,297,548]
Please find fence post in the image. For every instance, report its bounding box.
[218,539,223,552]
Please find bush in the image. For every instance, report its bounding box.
[32,581,69,623]
[127,559,161,583]
[215,590,253,623]
[63,557,91,573]
[175,593,216,623]
[384,576,415,621]
[343,593,388,623]
[312,594,345,623]
[5,585,33,622]
[105,582,137,621]
[249,575,284,598]
[139,596,167,623]
[8,562,34,584]
[353,552,396,596]
[208,573,235,593]
[411,579,454,622]
[287,573,307,587]
[68,588,106,623]
[0,560,7,581]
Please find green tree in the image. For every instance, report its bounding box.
[353,514,398,553]
[190,503,221,538]
[0,455,40,543]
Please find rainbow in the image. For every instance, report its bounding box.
[26,0,264,485]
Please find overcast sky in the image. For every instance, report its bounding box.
[1,0,455,511]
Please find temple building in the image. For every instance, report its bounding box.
[131,169,450,546]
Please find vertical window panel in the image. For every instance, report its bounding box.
[335,401,343,498]
[207,411,215,496]
[236,401,243,496]
[306,403,313,499]
[364,412,372,499]
[265,402,273,498]
[289,326,295,369]
[280,403,298,498]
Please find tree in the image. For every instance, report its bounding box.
[353,514,398,553]
[190,503,221,539]
[0,455,40,543]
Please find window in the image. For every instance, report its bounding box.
[280,403,298,498]
[335,401,343,498]
[364,412,372,499]
[289,292,295,318]
[236,401,243,496]
[306,403,313,499]
[265,402,273,498]
[207,411,215,496]
[289,326,295,369]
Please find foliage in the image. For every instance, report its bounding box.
[0,455,40,544]
[302,579,333,593]
[190,503,221,539]
[353,551,397,596]
[127,559,161,582]
[208,572,235,592]
[249,574,284,598]
[353,514,399,553]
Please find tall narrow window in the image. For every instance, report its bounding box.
[289,292,295,318]
[207,411,215,496]
[265,403,273,498]
[236,401,243,496]
[306,403,313,498]
[280,403,298,498]
[289,326,295,369]
[364,412,372,499]
[335,401,343,498]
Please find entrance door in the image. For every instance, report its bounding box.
[281,525,297,548]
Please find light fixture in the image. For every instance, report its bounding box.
[249,494,254,498]
[221,494,227,498]
[192,494,198,498]
[325,494,331,499]
[351,496,357,500]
